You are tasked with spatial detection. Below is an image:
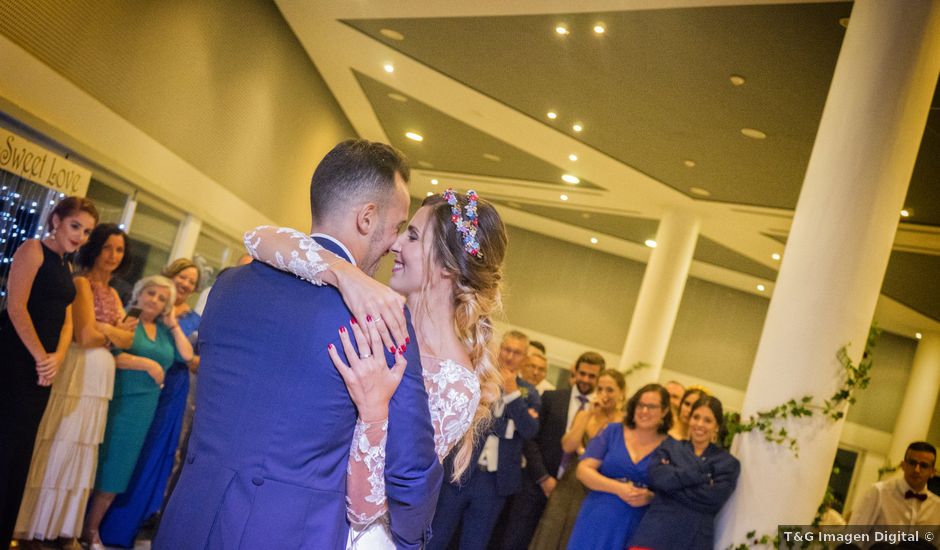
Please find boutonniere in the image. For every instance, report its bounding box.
[519,386,529,399]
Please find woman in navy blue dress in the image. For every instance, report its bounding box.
[629,396,741,550]
[566,384,671,550]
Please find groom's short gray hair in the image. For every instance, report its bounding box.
[309,139,410,224]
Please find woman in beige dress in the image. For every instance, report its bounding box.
[529,370,626,550]
[15,224,136,544]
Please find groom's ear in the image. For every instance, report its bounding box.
[355,202,379,235]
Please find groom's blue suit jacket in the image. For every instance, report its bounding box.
[155,238,441,550]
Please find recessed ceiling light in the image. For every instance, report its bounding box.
[569,154,578,161]
[900,209,911,217]
[417,160,433,168]
[771,253,781,261]
[383,63,395,73]
[741,128,767,139]
[387,93,408,102]
[482,153,501,161]
[684,159,696,168]
[547,111,558,120]
[590,237,599,244]
[916,332,923,340]
[555,25,569,35]
[645,239,657,248]
[426,192,433,197]
[405,132,424,142]
[839,17,850,28]
[757,284,766,292]
[572,123,583,132]
[380,28,405,40]
[689,187,711,197]
[562,174,580,184]
[430,179,439,185]
[729,74,746,86]
[593,24,606,34]
[560,194,569,201]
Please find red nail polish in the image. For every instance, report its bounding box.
[367,315,373,323]
[350,318,357,325]
[328,343,334,350]
[339,326,346,334]
[389,346,395,353]
[405,337,411,345]
[399,344,407,354]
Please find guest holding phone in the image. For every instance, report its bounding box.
[99,259,201,546]
[16,224,136,544]
[0,197,98,549]
[82,276,193,549]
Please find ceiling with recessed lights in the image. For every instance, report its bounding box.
[275,0,940,334]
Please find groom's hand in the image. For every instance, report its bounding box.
[331,261,409,348]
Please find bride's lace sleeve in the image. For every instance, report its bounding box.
[346,418,389,527]
[243,226,340,285]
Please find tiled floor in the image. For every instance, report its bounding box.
[11,536,152,549]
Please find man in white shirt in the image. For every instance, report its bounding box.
[850,441,940,527]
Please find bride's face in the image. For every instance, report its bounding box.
[389,206,439,296]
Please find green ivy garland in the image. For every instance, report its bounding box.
[722,325,880,455]
[722,325,880,549]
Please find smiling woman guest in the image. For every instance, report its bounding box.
[82,275,193,549]
[98,259,202,547]
[628,395,741,550]
[15,224,137,544]
[668,386,707,441]
[0,196,98,549]
[566,383,671,550]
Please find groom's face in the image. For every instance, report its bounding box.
[361,173,410,276]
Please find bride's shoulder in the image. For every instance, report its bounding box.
[425,358,479,391]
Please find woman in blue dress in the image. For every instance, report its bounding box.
[567,383,672,550]
[629,396,740,550]
[81,275,193,549]
[98,259,200,547]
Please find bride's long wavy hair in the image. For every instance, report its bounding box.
[419,192,506,481]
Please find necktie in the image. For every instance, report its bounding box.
[905,490,927,502]
[576,394,589,411]
[558,395,591,478]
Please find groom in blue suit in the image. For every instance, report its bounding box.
[156,140,441,550]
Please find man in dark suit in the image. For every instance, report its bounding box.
[155,140,441,550]
[429,331,540,550]
[495,351,606,550]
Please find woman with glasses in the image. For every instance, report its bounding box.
[565,384,671,550]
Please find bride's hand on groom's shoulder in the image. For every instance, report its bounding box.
[331,261,409,348]
[327,315,406,423]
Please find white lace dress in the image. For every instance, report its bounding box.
[245,226,482,550]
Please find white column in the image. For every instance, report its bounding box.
[169,213,202,261]
[617,210,699,387]
[717,2,940,547]
[118,194,137,233]
[886,332,940,464]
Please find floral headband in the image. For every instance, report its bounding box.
[443,189,482,257]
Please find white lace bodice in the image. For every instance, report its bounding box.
[347,359,480,527]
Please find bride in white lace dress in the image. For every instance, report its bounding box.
[245,190,507,549]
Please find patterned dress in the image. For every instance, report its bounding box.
[245,225,483,550]
[16,281,120,539]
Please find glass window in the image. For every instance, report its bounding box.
[85,179,127,225]
[119,201,179,299]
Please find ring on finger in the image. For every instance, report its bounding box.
[360,353,373,359]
